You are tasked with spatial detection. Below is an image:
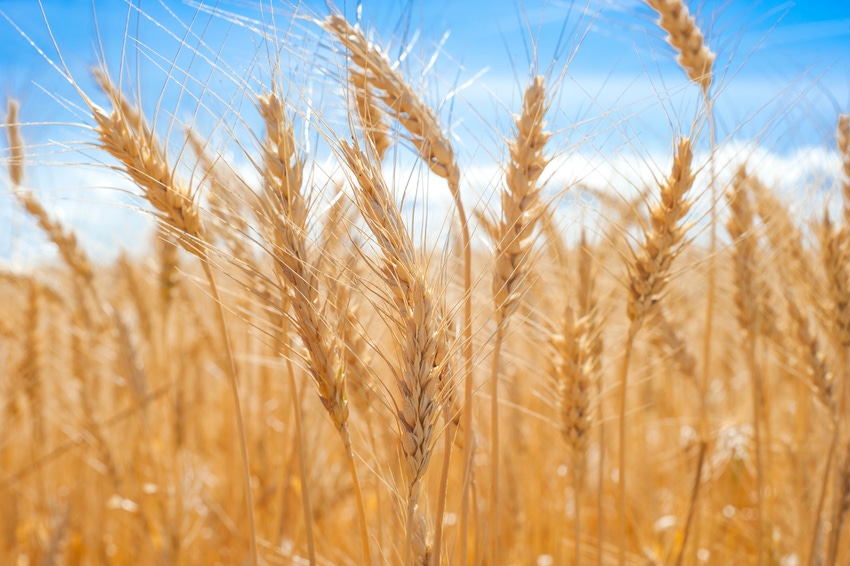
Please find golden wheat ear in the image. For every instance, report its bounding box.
[89,69,205,258]
[6,100,94,285]
[646,0,715,93]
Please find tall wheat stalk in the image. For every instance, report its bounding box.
[550,233,600,566]
[618,137,695,565]
[321,18,474,560]
[726,166,767,566]
[643,6,716,563]
[340,139,451,566]
[481,75,550,564]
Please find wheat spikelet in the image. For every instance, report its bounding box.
[727,167,762,332]
[627,137,695,330]
[726,165,767,566]
[6,101,94,283]
[646,0,715,93]
[483,75,551,564]
[89,69,258,565]
[752,177,818,296]
[819,214,850,350]
[552,308,591,463]
[618,137,695,565]
[258,90,350,434]
[258,89,376,565]
[785,293,834,413]
[321,19,474,557]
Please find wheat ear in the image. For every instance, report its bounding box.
[752,177,818,296]
[783,289,838,566]
[340,140,451,566]
[645,0,715,94]
[618,137,695,566]
[87,70,257,566]
[6,101,94,285]
[350,68,392,161]
[544,229,602,565]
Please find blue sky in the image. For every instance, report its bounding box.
[1,1,848,262]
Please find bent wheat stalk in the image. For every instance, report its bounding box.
[86,70,258,566]
[257,89,370,566]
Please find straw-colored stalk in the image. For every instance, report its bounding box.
[643,8,717,543]
[87,70,257,566]
[551,236,602,564]
[829,444,850,566]
[645,0,715,94]
[726,166,766,566]
[785,291,838,566]
[818,212,850,566]
[340,140,451,566]
[482,75,550,563]
[618,137,694,566]
[257,89,372,566]
[322,18,474,558]
[752,178,817,297]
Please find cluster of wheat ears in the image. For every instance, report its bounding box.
[1,1,849,565]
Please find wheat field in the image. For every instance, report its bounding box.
[1,1,849,565]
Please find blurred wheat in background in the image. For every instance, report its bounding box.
[1,0,849,565]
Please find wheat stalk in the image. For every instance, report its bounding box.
[340,139,451,566]
[322,20,475,558]
[350,68,392,161]
[727,166,767,566]
[481,75,550,563]
[6,101,94,286]
[618,137,695,565]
